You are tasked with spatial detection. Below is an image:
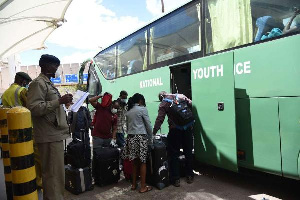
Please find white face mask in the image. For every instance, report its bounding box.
[55,71,61,78]
[120,99,127,103]
[111,108,118,114]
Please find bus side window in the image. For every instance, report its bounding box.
[205,0,300,53]
[94,46,117,80]
[117,29,147,77]
[127,60,143,74]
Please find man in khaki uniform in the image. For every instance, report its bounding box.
[27,54,73,200]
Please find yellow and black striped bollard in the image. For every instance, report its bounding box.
[7,107,38,200]
[0,107,13,200]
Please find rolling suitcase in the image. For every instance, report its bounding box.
[65,165,93,195]
[66,130,91,168]
[155,134,187,178]
[93,147,120,186]
[146,139,169,190]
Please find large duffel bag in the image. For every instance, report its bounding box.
[65,165,93,195]
[93,147,120,186]
[146,139,169,190]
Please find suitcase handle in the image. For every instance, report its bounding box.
[64,139,67,152]
[149,151,153,175]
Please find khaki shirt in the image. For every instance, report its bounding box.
[27,73,70,143]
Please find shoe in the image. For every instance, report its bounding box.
[172,179,180,187]
[139,186,152,193]
[186,176,194,184]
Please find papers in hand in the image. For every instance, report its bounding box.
[69,90,89,112]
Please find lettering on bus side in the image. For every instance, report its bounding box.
[140,77,163,88]
[193,61,251,80]
[193,65,224,80]
[234,61,251,75]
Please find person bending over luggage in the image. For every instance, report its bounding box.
[116,90,128,147]
[89,93,119,148]
[153,91,194,187]
[122,93,153,193]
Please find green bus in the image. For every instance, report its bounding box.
[80,0,300,180]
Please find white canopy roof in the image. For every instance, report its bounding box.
[0,0,73,59]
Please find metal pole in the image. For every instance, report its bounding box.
[7,107,38,200]
[0,107,13,200]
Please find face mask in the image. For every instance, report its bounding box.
[120,99,127,103]
[111,108,118,114]
[55,71,61,78]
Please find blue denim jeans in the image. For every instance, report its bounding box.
[116,132,125,147]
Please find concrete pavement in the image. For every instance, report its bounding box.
[1,158,299,200]
[64,165,299,200]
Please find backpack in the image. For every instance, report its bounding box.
[70,107,90,136]
[163,95,194,129]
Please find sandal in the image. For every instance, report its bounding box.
[139,186,153,193]
[131,185,137,190]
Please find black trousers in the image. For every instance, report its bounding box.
[167,127,193,182]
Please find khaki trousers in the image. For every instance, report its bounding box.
[33,142,42,188]
[38,141,64,200]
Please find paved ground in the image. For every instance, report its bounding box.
[63,165,300,200]
[1,157,299,200]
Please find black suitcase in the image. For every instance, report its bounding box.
[156,134,168,147]
[93,147,120,186]
[65,165,93,195]
[66,130,91,168]
[146,139,169,190]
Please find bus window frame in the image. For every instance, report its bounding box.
[148,1,203,69]
[94,45,117,80]
[93,0,203,80]
[116,27,148,77]
[203,0,300,55]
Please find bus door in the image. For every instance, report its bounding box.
[170,63,191,99]
[191,52,238,172]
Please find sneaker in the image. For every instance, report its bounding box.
[172,179,180,187]
[186,176,194,184]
